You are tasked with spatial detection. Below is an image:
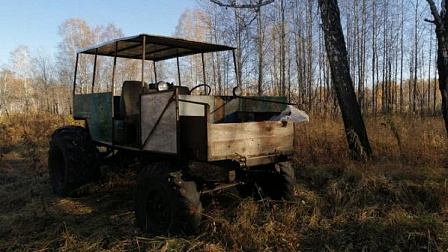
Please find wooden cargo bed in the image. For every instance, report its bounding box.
[207,121,294,161]
[179,94,295,162]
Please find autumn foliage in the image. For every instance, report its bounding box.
[1,113,447,251]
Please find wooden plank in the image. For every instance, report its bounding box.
[213,96,225,122]
[141,91,177,154]
[209,121,293,142]
[208,135,293,161]
[208,121,294,161]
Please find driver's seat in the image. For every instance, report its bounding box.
[119,81,147,145]
[120,81,144,124]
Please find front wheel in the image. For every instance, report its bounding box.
[134,162,202,235]
[48,126,99,197]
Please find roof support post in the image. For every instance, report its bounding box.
[141,36,146,87]
[111,42,118,96]
[73,53,79,96]
[91,48,98,93]
[177,56,181,86]
[153,61,158,82]
[201,53,207,93]
[232,49,241,88]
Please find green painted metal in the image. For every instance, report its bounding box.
[73,94,92,118]
[90,92,113,143]
[73,93,112,143]
[239,96,287,113]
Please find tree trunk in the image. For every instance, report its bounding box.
[437,48,448,134]
[280,0,286,97]
[256,5,264,96]
[400,0,404,113]
[306,0,313,111]
[426,0,448,135]
[318,0,372,158]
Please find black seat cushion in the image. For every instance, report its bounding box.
[120,81,144,124]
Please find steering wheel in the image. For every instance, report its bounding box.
[189,84,212,95]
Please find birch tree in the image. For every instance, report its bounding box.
[10,46,33,112]
[318,0,372,158]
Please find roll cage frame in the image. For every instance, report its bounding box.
[73,34,239,96]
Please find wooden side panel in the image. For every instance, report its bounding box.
[208,121,294,161]
[141,91,177,154]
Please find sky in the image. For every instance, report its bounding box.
[0,0,197,66]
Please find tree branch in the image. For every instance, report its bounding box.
[426,0,443,28]
[210,0,274,9]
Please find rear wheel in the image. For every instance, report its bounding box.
[48,126,99,197]
[134,162,202,235]
[238,161,295,200]
[262,161,295,200]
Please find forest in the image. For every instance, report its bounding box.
[1,0,448,251]
[0,0,441,116]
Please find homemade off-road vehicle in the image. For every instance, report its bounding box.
[49,34,296,235]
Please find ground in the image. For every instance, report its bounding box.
[0,113,448,251]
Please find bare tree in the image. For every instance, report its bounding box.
[32,49,55,112]
[426,0,448,135]
[318,0,372,158]
[210,0,274,8]
[57,18,95,93]
[10,45,33,112]
[256,1,265,96]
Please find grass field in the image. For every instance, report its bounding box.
[0,113,447,251]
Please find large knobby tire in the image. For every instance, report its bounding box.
[263,161,295,200]
[239,161,295,200]
[134,162,202,235]
[48,126,98,197]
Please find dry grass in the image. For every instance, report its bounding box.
[1,113,448,251]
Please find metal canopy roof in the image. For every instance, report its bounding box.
[78,34,235,61]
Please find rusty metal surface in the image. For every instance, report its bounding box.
[200,182,242,195]
[90,93,113,143]
[140,91,178,154]
[78,34,234,61]
[244,155,278,167]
